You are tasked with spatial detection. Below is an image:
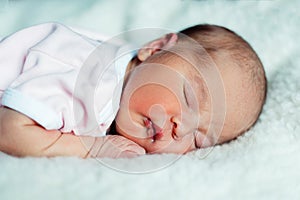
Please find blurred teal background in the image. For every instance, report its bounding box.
[0,0,299,78]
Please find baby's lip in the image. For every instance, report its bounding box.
[151,122,164,140]
[143,118,164,141]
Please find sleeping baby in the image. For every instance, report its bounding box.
[0,23,266,158]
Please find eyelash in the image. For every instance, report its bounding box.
[183,84,190,107]
[194,130,200,148]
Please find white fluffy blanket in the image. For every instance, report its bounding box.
[0,0,299,199]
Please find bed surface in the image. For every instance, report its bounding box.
[0,0,299,199]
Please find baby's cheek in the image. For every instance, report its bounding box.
[115,108,142,139]
[129,84,181,117]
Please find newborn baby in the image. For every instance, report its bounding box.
[0,23,266,158]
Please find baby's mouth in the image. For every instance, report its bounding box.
[143,118,164,141]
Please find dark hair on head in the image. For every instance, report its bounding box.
[179,24,267,142]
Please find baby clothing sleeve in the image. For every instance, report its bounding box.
[0,22,135,136]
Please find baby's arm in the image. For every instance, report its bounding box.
[0,107,145,158]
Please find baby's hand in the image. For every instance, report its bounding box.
[86,135,146,158]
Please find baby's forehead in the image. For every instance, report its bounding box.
[164,54,210,104]
[148,50,203,74]
[146,47,222,96]
[148,51,209,92]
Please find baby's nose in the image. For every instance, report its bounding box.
[148,103,199,139]
[171,114,199,138]
[147,103,165,124]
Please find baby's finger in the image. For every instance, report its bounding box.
[100,138,145,158]
[122,143,146,155]
[118,150,144,158]
[106,135,146,155]
[134,145,146,155]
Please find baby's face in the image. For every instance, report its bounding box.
[115,55,211,154]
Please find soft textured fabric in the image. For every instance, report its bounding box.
[0,23,135,136]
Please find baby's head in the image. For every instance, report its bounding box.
[115,24,267,154]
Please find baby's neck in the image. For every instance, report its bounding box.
[106,121,119,135]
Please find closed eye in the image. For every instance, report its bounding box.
[183,83,190,107]
[184,81,199,111]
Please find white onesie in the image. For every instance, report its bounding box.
[0,23,136,137]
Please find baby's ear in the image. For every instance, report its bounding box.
[137,33,178,61]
